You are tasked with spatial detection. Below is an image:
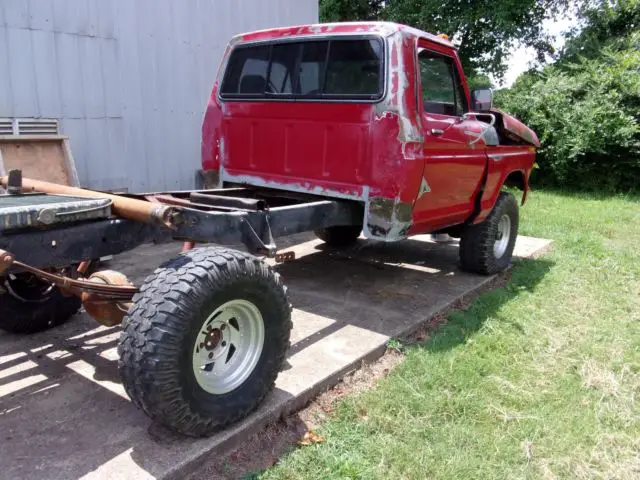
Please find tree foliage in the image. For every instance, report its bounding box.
[466,74,493,91]
[319,0,571,79]
[561,0,640,62]
[319,0,385,22]
[385,0,572,78]
[496,1,640,191]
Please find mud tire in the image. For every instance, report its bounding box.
[118,246,292,437]
[314,225,362,247]
[459,192,519,275]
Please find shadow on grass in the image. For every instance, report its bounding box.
[414,257,555,354]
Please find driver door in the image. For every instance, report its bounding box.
[411,43,488,233]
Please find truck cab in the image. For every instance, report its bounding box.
[202,22,538,271]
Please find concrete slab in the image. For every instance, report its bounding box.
[0,234,552,479]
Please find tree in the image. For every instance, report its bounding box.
[496,0,640,191]
[384,0,571,79]
[561,0,640,63]
[467,73,493,91]
[319,0,573,79]
[320,0,385,22]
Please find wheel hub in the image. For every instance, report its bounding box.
[203,327,223,351]
[493,214,512,259]
[192,299,265,395]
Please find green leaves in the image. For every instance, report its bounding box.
[320,0,572,79]
[496,0,640,191]
[496,36,640,191]
[319,0,385,23]
[562,0,640,63]
[384,0,569,79]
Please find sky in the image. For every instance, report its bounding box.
[500,14,581,87]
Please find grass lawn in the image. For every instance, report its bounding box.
[261,190,640,480]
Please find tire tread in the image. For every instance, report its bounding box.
[459,192,519,275]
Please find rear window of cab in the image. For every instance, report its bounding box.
[219,37,384,101]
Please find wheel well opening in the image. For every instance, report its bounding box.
[504,171,526,190]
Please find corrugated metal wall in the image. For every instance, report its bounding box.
[0,0,318,191]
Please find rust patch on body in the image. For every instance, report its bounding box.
[366,196,412,240]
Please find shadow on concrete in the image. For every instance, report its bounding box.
[276,238,506,346]
[0,320,297,479]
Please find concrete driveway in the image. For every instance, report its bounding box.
[0,234,551,479]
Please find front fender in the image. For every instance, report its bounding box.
[474,147,535,223]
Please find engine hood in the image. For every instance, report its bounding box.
[491,109,540,147]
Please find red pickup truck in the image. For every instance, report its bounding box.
[202,21,539,274]
[0,22,539,438]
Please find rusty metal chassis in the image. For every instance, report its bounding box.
[0,189,363,270]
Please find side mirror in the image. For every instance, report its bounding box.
[471,88,493,112]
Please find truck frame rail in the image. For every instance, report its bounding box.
[0,181,363,269]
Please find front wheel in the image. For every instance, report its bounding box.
[118,247,292,437]
[459,192,519,275]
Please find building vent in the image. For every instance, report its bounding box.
[0,119,13,135]
[0,118,59,136]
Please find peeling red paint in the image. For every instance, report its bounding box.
[235,22,453,47]
[492,109,540,147]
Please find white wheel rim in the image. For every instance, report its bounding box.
[494,214,512,259]
[192,299,265,395]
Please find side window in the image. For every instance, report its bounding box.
[418,50,467,116]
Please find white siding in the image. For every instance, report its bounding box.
[0,0,319,191]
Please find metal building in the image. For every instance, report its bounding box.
[0,0,318,191]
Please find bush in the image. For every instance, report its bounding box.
[496,37,640,191]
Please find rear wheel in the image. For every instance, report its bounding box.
[118,246,292,436]
[314,225,362,247]
[459,192,519,275]
[0,273,81,334]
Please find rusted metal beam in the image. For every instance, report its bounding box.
[149,193,253,212]
[1,247,135,326]
[0,218,163,269]
[1,254,137,301]
[0,176,182,228]
[189,192,266,210]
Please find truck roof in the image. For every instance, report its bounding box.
[232,21,455,49]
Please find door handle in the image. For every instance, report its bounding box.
[430,128,444,135]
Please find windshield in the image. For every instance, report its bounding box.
[220,37,384,101]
